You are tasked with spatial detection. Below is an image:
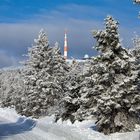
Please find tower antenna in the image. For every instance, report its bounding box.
[64,29,68,60]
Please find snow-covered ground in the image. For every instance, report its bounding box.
[0,108,140,140]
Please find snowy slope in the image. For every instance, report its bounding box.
[0,108,140,140]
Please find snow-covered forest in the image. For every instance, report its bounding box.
[0,15,140,136]
[0,1,140,139]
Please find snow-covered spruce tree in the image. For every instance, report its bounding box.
[0,68,25,106]
[73,16,140,134]
[133,0,140,4]
[55,60,86,122]
[132,34,140,64]
[12,29,69,118]
[133,0,140,17]
[70,59,98,122]
[92,16,140,134]
[55,58,93,122]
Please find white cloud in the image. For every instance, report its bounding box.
[0,3,139,67]
[0,51,18,68]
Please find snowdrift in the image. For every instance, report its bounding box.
[0,108,139,140]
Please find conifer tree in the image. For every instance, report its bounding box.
[133,0,140,4]
[8,29,69,118]
[132,34,140,63]
[71,16,140,134]
[56,60,85,122]
[55,58,92,122]
[0,69,24,107]
[92,16,140,134]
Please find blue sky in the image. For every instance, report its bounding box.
[0,0,139,67]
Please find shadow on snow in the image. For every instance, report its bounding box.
[0,117,36,139]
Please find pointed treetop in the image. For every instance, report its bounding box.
[133,0,140,4]
[55,42,59,48]
[92,15,121,54]
[133,33,140,49]
[34,29,49,47]
[105,15,119,33]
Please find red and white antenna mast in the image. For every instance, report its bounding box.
[64,29,68,60]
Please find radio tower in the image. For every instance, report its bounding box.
[64,30,68,60]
